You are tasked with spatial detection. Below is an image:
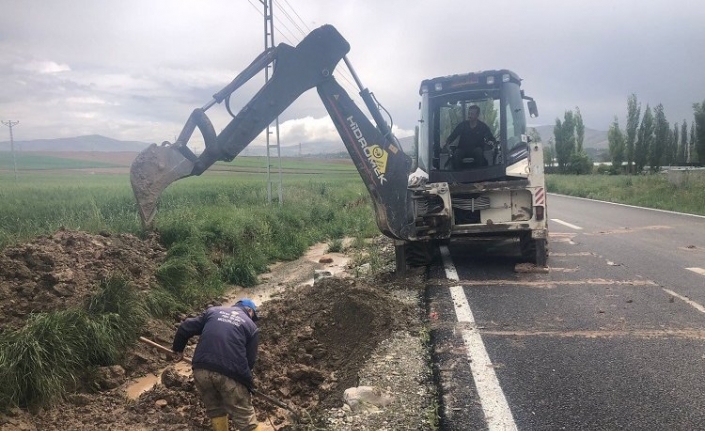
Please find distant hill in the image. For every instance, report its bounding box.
[530,125,608,150]
[240,135,416,157]
[0,135,150,152]
[0,134,417,157]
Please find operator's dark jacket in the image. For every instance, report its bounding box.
[172,305,259,390]
[447,120,495,151]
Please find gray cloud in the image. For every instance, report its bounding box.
[1,0,703,147]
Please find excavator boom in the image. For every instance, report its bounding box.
[130,25,423,240]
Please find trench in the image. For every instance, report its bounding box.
[124,240,351,400]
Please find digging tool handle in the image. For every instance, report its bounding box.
[139,336,192,363]
[252,389,296,413]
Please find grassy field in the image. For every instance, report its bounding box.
[0,152,120,170]
[546,172,705,216]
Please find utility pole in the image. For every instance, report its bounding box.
[1,120,19,182]
[260,0,283,205]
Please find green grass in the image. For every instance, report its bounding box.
[0,276,147,408]
[546,172,705,216]
[0,153,119,170]
[224,156,360,172]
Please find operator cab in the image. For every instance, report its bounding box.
[416,70,538,184]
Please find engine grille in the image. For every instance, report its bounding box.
[452,196,490,212]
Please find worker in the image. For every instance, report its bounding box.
[172,298,262,431]
[444,104,496,169]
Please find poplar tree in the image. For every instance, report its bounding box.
[625,94,640,174]
[650,104,668,172]
[694,100,705,164]
[554,111,575,172]
[690,122,698,164]
[679,121,688,164]
[608,117,625,172]
[575,107,585,153]
[635,105,653,173]
[668,122,679,166]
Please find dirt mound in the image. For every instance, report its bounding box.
[0,228,165,332]
[0,230,419,430]
[254,277,417,425]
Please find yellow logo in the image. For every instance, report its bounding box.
[368,145,388,175]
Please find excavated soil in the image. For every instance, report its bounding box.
[0,230,424,430]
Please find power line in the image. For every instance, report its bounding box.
[247,1,378,131]
[273,0,306,36]
[271,14,300,44]
[249,0,297,45]
[280,0,311,32]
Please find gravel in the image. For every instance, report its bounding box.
[323,283,438,431]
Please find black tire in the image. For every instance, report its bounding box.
[520,233,548,266]
[534,238,548,267]
[405,241,433,267]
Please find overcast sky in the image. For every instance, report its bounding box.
[1,0,703,149]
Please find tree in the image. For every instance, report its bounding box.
[634,105,653,173]
[679,121,688,165]
[575,107,585,153]
[690,122,698,164]
[569,151,593,175]
[543,142,555,171]
[608,117,625,172]
[667,122,678,166]
[650,103,668,172]
[625,94,640,174]
[553,110,575,172]
[694,100,705,165]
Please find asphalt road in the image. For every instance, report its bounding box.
[428,194,705,431]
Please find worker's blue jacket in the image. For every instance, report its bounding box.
[172,304,259,389]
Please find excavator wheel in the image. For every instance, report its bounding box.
[394,241,434,274]
[520,232,547,267]
[405,241,434,267]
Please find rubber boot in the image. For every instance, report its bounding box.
[211,415,228,431]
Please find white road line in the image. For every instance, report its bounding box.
[550,218,583,230]
[549,193,705,220]
[663,288,705,314]
[686,267,705,276]
[440,245,517,431]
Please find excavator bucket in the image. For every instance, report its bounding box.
[130,143,195,227]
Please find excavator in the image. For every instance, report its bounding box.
[130,24,548,271]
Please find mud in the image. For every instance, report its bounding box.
[0,228,165,333]
[0,230,417,430]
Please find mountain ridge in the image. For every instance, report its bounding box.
[1,127,608,156]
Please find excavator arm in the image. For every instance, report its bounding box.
[131,24,451,242]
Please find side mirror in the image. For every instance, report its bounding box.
[528,100,539,118]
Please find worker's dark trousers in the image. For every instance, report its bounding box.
[193,369,258,431]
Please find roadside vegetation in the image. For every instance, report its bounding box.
[0,162,381,409]
[546,173,705,216]
[0,277,146,408]
[540,94,704,216]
